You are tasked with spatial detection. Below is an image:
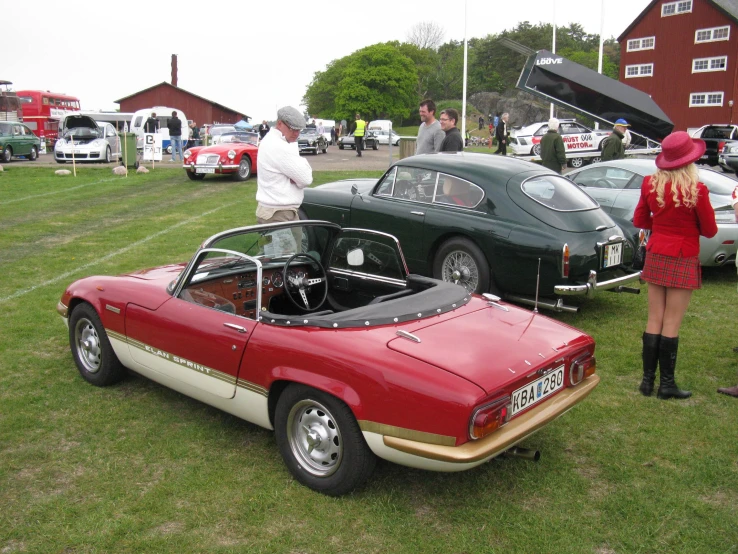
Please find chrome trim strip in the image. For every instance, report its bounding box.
[359,420,456,447]
[396,330,421,343]
[341,227,410,277]
[328,268,407,287]
[56,301,68,318]
[105,304,121,314]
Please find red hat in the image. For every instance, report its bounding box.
[655,131,706,170]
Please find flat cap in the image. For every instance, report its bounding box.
[277,106,306,130]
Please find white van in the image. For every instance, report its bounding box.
[314,119,336,144]
[130,107,190,152]
[368,119,392,132]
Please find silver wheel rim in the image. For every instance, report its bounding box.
[3,148,10,162]
[571,158,583,168]
[74,317,101,373]
[31,147,37,160]
[533,145,541,156]
[441,250,479,292]
[591,157,601,164]
[239,159,250,178]
[106,148,111,163]
[287,399,342,477]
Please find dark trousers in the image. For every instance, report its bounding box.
[355,136,364,156]
[495,140,506,156]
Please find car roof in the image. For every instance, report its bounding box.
[393,152,550,183]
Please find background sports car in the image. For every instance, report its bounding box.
[183,137,257,181]
[298,128,328,155]
[568,159,737,267]
[338,132,379,150]
[510,119,609,158]
[54,116,121,164]
[301,153,641,313]
[58,220,598,496]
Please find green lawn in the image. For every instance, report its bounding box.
[1,166,736,553]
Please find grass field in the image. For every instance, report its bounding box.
[1,166,737,553]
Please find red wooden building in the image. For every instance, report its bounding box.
[618,0,738,131]
[115,81,248,126]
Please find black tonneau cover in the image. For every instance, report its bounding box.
[517,49,673,141]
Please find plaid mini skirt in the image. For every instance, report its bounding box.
[641,252,701,289]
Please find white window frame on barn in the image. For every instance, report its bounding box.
[627,36,656,52]
[695,25,730,43]
[692,56,728,73]
[625,63,654,78]
[689,92,724,107]
[661,0,692,16]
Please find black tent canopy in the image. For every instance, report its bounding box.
[517,49,673,142]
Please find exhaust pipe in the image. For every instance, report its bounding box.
[715,253,726,265]
[503,446,541,461]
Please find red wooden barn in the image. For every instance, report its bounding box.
[618,0,738,131]
[114,56,248,126]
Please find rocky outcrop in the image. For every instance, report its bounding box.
[470,90,587,129]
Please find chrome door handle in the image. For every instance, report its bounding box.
[410,211,425,216]
[223,323,248,333]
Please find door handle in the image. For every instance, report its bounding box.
[410,211,425,216]
[223,323,248,333]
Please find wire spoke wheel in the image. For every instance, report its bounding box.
[441,250,479,293]
[287,399,343,477]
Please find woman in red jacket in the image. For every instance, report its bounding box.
[633,131,718,400]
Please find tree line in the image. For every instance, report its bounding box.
[302,21,620,124]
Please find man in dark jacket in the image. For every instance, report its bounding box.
[144,113,159,133]
[258,120,270,140]
[167,111,183,162]
[601,118,629,161]
[540,118,567,174]
[439,108,464,152]
[494,113,509,155]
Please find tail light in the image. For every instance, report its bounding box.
[569,352,596,386]
[469,396,510,440]
[719,141,726,153]
[562,243,570,277]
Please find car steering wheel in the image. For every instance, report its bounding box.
[283,253,328,311]
[595,178,615,189]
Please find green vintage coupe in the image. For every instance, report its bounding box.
[301,153,642,312]
[0,121,41,162]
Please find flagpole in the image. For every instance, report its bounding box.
[596,0,605,130]
[461,0,468,146]
[550,0,556,119]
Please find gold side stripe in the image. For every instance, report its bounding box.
[358,420,456,447]
[108,328,268,396]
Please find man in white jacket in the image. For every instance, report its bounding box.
[255,106,313,224]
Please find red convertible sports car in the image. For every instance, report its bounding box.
[182,133,258,181]
[57,221,599,495]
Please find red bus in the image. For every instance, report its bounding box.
[16,90,80,144]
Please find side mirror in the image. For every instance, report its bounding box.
[351,185,358,195]
[347,248,364,267]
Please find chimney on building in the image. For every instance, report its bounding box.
[171,54,178,87]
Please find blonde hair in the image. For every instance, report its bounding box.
[649,164,700,209]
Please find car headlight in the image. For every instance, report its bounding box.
[727,145,738,154]
[91,139,105,147]
[184,149,191,159]
[227,150,236,160]
[309,140,315,145]
[56,139,66,147]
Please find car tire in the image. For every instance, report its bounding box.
[166,145,173,154]
[104,146,111,164]
[433,237,491,294]
[69,303,126,387]
[339,145,344,150]
[589,156,601,165]
[56,159,66,164]
[569,157,584,168]
[275,383,376,496]
[372,141,378,150]
[187,171,205,181]
[2,146,12,162]
[532,144,541,157]
[232,156,252,181]
[322,146,328,154]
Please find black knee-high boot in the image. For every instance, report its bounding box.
[657,336,692,400]
[640,332,660,396]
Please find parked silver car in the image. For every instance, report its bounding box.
[54,116,121,164]
[372,129,401,146]
[569,159,737,267]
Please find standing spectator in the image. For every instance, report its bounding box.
[258,120,270,140]
[306,118,316,129]
[540,117,567,174]
[352,113,366,157]
[144,112,159,133]
[478,115,484,130]
[189,121,200,146]
[493,112,500,131]
[439,108,464,152]
[494,113,509,156]
[602,119,629,161]
[488,121,495,148]
[167,111,183,163]
[331,125,337,145]
[316,119,324,140]
[255,106,313,224]
[718,187,738,397]
[416,99,445,154]
[633,131,717,400]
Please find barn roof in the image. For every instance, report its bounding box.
[114,82,249,120]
